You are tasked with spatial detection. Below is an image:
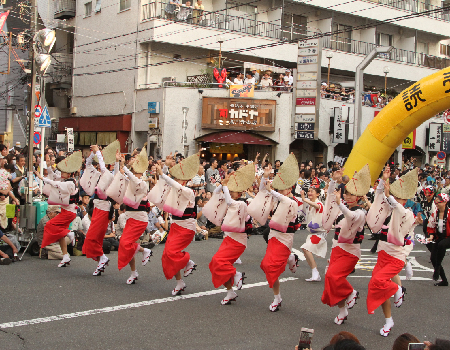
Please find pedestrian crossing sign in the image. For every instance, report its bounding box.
[38,105,51,128]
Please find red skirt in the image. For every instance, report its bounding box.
[260,237,291,288]
[117,218,147,270]
[209,236,246,288]
[82,208,110,260]
[42,209,76,248]
[161,223,195,280]
[321,246,359,307]
[367,250,405,314]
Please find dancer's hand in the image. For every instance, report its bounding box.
[382,166,390,181]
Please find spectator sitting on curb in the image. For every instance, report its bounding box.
[0,228,19,264]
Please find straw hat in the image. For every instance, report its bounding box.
[132,147,148,174]
[227,163,255,192]
[390,168,418,200]
[169,152,200,180]
[345,164,371,196]
[271,153,299,190]
[56,151,82,173]
[94,140,120,165]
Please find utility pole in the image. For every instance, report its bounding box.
[27,0,37,204]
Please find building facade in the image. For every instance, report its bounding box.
[52,0,450,166]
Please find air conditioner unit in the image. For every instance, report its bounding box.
[161,77,176,83]
[70,107,77,115]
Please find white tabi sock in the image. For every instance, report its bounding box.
[338,306,348,319]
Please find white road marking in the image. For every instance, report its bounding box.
[0,277,298,330]
[348,276,432,281]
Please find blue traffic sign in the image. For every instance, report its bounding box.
[437,151,446,160]
[38,105,51,128]
[33,132,41,145]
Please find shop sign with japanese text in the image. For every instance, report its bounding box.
[202,97,276,131]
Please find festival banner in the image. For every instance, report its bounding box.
[0,11,9,33]
[402,130,416,149]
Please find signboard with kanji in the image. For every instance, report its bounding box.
[428,123,442,152]
[201,97,276,131]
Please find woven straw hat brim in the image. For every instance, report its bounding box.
[345,164,371,196]
[102,140,120,165]
[390,168,418,199]
[227,163,255,192]
[272,153,299,190]
[132,147,148,174]
[169,153,200,180]
[57,151,82,173]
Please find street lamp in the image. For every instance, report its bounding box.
[326,52,333,87]
[217,35,224,68]
[383,66,390,98]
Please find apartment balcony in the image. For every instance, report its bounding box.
[141,1,313,41]
[47,53,73,89]
[322,36,450,69]
[378,0,450,21]
[54,0,76,20]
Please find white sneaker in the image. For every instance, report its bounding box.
[221,290,237,305]
[57,254,71,268]
[183,260,197,277]
[172,280,186,296]
[126,271,139,285]
[288,254,299,273]
[234,271,245,290]
[142,248,152,266]
[346,290,359,309]
[234,257,242,264]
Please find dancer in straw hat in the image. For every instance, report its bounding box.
[366,166,421,337]
[118,147,153,284]
[258,154,302,312]
[207,164,254,305]
[321,165,370,325]
[37,151,82,268]
[154,152,200,295]
[81,141,120,276]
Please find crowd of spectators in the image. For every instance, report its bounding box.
[226,69,294,91]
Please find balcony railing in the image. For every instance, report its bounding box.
[378,0,450,21]
[141,1,314,41]
[322,36,450,69]
[47,53,73,85]
[54,0,76,20]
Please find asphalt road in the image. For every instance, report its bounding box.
[1,227,449,350]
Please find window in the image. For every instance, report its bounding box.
[281,13,307,41]
[331,23,352,52]
[119,0,131,11]
[440,44,450,56]
[84,1,92,17]
[376,33,393,47]
[95,0,101,13]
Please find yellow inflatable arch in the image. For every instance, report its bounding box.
[344,66,450,184]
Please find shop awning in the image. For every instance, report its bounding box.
[195,131,277,146]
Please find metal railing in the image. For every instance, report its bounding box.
[378,0,450,21]
[141,1,314,41]
[322,36,450,68]
[54,0,76,16]
[47,53,73,84]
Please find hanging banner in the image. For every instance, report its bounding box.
[0,11,9,33]
[402,130,416,149]
[67,128,74,152]
[333,107,348,144]
[428,123,442,152]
